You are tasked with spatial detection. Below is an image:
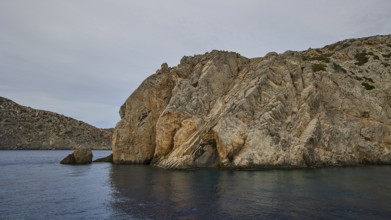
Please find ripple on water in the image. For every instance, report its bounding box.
[1,151,391,219]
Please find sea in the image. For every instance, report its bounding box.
[0,150,390,220]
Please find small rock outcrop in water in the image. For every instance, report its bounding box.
[112,35,391,169]
[93,154,113,163]
[60,148,93,164]
[0,97,113,150]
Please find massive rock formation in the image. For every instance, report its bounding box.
[0,97,112,150]
[112,35,391,169]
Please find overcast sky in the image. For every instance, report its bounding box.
[1,0,390,128]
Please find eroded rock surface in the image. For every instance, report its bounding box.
[113,35,391,169]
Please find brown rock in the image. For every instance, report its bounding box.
[93,154,113,162]
[60,148,93,165]
[60,154,76,164]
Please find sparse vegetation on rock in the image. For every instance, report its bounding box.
[0,97,112,150]
[361,82,375,90]
[312,63,327,72]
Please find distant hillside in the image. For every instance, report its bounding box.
[0,97,112,150]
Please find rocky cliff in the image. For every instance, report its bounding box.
[112,35,391,169]
[0,97,112,150]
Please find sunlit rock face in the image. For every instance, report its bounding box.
[112,35,391,169]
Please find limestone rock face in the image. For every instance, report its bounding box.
[112,35,391,169]
[112,65,175,163]
[0,97,112,150]
[60,148,93,165]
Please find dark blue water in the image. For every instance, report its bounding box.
[0,151,391,219]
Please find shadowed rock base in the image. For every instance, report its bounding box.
[93,154,113,163]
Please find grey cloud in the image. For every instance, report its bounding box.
[1,0,390,127]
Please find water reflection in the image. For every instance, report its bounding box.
[108,165,391,219]
[109,166,222,219]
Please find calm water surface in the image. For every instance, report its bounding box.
[0,150,390,219]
